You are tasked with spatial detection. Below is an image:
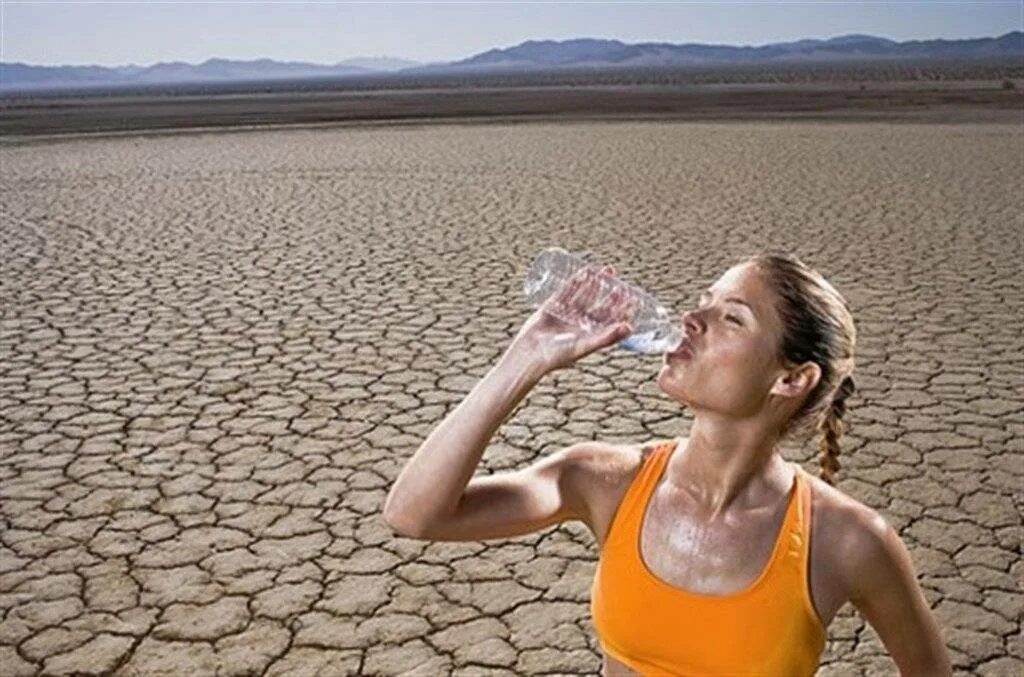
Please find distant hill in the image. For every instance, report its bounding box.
[0,56,420,91]
[442,32,1023,71]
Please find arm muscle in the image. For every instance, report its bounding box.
[844,510,953,676]
[388,444,595,541]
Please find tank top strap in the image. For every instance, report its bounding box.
[788,463,826,635]
[641,438,678,484]
[790,463,813,546]
[601,438,678,551]
[777,463,814,580]
[629,438,677,505]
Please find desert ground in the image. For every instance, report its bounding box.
[1,117,1021,676]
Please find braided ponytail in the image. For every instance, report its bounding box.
[818,375,856,486]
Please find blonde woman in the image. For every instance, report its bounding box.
[384,253,951,676]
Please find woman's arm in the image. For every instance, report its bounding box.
[382,264,636,539]
[381,349,546,537]
[841,509,953,676]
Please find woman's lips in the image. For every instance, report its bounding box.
[665,336,693,360]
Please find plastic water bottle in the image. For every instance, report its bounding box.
[523,247,682,354]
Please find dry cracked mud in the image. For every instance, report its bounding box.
[1,121,1021,676]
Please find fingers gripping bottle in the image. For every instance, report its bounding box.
[523,247,682,354]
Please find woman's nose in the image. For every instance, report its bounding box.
[682,309,703,334]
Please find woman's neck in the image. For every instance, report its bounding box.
[665,417,792,520]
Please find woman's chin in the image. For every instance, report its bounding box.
[659,376,692,409]
[655,366,687,399]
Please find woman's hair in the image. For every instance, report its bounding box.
[746,252,857,486]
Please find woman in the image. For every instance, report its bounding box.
[383,253,952,676]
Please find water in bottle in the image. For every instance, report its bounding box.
[523,247,682,354]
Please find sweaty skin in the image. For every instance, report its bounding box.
[585,439,859,676]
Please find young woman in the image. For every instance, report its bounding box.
[384,253,952,676]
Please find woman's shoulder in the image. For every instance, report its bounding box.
[561,436,682,510]
[564,436,681,484]
[802,467,888,533]
[560,437,683,544]
[801,467,898,577]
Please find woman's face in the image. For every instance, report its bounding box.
[657,262,788,417]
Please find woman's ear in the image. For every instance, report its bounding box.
[771,361,821,400]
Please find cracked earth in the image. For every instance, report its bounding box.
[0,121,1021,676]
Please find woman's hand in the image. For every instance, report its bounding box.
[505,264,640,376]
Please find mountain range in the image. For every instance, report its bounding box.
[2,32,1020,91]
[451,32,1023,70]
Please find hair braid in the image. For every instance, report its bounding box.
[818,375,856,486]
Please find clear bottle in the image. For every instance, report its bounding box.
[523,247,682,354]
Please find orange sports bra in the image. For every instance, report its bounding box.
[590,438,827,676]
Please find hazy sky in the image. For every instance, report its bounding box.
[2,1,1021,67]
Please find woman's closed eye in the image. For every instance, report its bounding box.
[696,303,742,324]
[696,297,744,326]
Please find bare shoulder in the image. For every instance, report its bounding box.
[561,436,675,488]
[802,470,901,594]
[558,437,680,542]
[803,470,893,541]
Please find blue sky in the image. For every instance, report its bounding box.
[2,1,1021,67]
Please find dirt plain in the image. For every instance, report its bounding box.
[0,85,1022,676]
[1,80,1022,137]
